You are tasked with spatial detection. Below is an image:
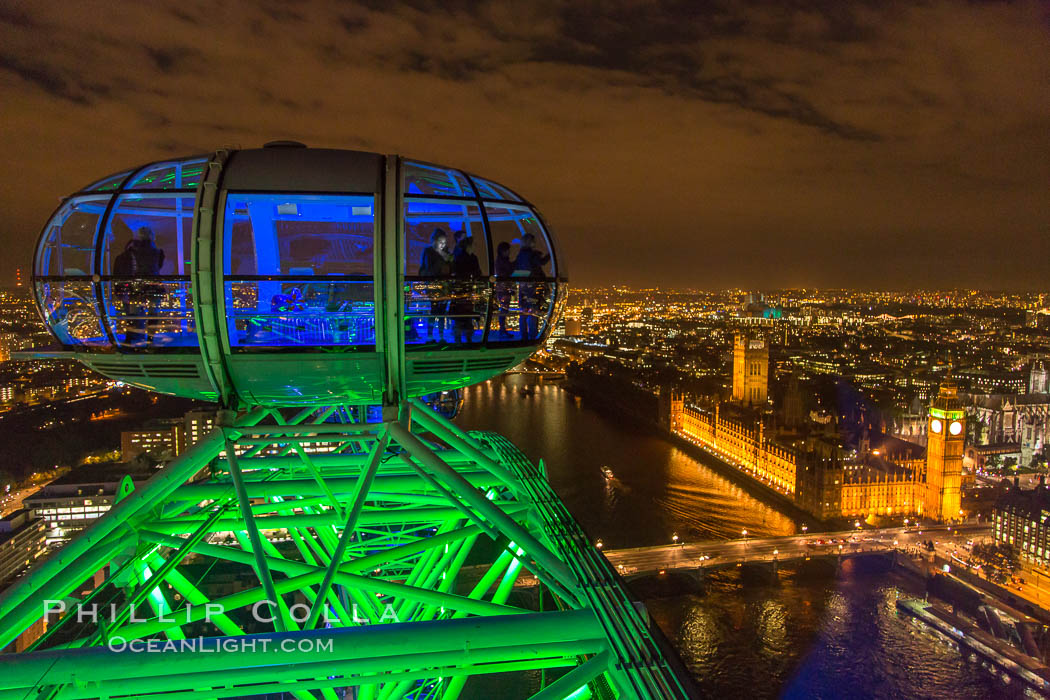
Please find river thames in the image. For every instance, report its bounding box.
[456,375,1024,699]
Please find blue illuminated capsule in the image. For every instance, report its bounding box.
[30,145,566,406]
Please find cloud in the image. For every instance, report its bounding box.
[0,0,1047,289]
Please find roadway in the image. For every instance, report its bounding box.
[602,523,991,575]
[0,485,45,518]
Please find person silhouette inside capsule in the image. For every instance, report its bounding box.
[113,225,165,346]
[513,233,549,341]
[418,228,452,341]
[450,234,482,344]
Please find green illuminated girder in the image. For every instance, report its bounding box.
[0,402,689,699]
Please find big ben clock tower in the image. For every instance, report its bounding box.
[924,380,965,521]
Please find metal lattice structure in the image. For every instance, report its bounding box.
[11,145,691,698]
[0,399,690,699]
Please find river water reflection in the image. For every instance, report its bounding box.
[456,375,1022,699]
[457,376,798,548]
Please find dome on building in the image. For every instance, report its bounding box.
[31,146,566,406]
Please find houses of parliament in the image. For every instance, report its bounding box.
[667,332,964,523]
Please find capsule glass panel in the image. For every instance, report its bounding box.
[486,204,556,344]
[101,194,195,276]
[127,158,207,190]
[82,170,131,192]
[222,193,376,350]
[224,194,374,276]
[404,162,474,197]
[36,195,110,277]
[101,280,197,348]
[35,280,108,348]
[404,199,488,346]
[485,203,554,278]
[226,280,376,348]
[487,280,556,343]
[470,176,522,202]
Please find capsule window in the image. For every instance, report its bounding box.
[470,176,522,202]
[484,204,554,278]
[403,200,489,347]
[224,194,375,276]
[404,200,487,277]
[404,162,474,198]
[35,280,108,348]
[485,204,556,344]
[101,280,197,349]
[82,170,131,193]
[35,195,110,277]
[102,195,195,277]
[222,194,377,349]
[126,158,207,190]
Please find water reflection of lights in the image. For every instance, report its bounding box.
[757,600,789,651]
[459,376,799,543]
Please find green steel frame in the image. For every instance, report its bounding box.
[0,399,689,700]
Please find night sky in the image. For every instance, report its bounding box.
[1,1,1047,290]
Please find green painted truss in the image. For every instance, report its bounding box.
[0,399,689,700]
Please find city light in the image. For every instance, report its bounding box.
[0,13,1043,693]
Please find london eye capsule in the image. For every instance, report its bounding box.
[30,145,566,406]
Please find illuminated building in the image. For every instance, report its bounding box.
[923,381,964,521]
[120,422,185,460]
[955,368,1026,395]
[993,478,1050,565]
[841,461,924,518]
[184,409,217,446]
[23,462,154,545]
[670,380,968,522]
[732,331,768,405]
[680,402,796,493]
[0,510,46,588]
[964,391,1048,468]
[1031,361,1049,394]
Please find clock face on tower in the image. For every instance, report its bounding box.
[930,418,943,434]
[949,420,963,436]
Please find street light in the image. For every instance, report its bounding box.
[801,524,808,535]
[742,529,749,561]
[595,538,603,550]
[854,520,861,530]
[672,532,679,546]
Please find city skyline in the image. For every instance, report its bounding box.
[2,1,1048,290]
[2,4,1050,697]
